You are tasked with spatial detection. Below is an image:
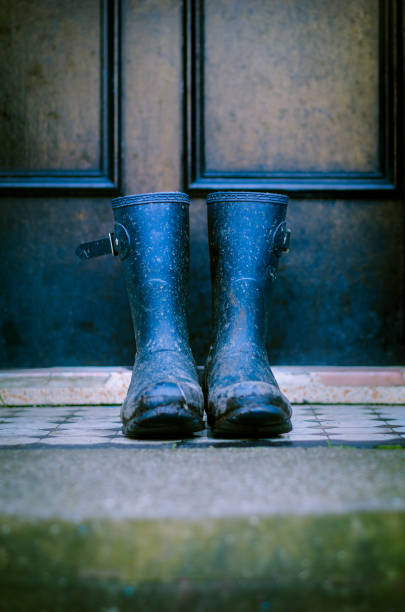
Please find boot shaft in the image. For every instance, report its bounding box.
[207,192,290,348]
[112,192,191,354]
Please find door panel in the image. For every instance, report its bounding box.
[0,0,120,192]
[0,0,403,368]
[204,0,380,174]
[186,0,399,193]
[0,0,101,171]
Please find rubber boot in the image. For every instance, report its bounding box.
[77,192,204,438]
[204,192,292,437]
[113,192,205,437]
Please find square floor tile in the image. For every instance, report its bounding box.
[49,429,116,437]
[41,436,110,445]
[55,421,117,429]
[0,437,41,445]
[328,433,399,441]
[1,404,404,448]
[283,435,327,441]
[320,423,379,429]
[0,428,49,436]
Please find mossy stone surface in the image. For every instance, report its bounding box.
[1,512,405,611]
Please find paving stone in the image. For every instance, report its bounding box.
[0,422,51,429]
[375,415,405,421]
[57,422,121,430]
[329,434,400,441]
[285,431,328,437]
[292,421,322,433]
[109,437,183,446]
[0,405,404,447]
[324,423,391,429]
[75,412,121,417]
[16,408,75,414]
[325,428,394,434]
[0,430,49,437]
[284,436,327,441]
[40,437,111,445]
[48,431,116,438]
[317,415,377,421]
[314,408,376,415]
[71,416,121,422]
[0,437,42,445]
[378,419,405,424]
[375,406,405,412]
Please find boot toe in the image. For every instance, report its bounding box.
[209,381,292,438]
[212,406,292,438]
[122,381,204,438]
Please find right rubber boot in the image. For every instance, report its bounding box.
[204,192,292,438]
[77,192,204,438]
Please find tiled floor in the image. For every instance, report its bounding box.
[0,404,404,447]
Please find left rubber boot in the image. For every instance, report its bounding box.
[76,192,204,438]
[204,192,292,438]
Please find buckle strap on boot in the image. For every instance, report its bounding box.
[76,223,130,261]
[272,221,291,257]
[75,233,117,260]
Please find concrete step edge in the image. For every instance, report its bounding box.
[0,366,404,406]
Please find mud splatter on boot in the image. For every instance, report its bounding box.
[204,192,292,438]
[77,192,204,438]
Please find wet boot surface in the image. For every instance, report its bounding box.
[111,193,204,438]
[205,192,292,437]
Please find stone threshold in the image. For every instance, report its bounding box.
[0,366,404,406]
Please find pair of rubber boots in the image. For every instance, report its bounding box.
[77,191,292,438]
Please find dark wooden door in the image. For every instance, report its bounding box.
[0,0,403,367]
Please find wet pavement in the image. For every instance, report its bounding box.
[0,403,404,448]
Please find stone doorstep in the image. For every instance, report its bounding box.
[0,366,404,406]
[1,513,404,612]
[1,447,405,610]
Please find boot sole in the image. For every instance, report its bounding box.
[210,406,292,438]
[123,406,204,439]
